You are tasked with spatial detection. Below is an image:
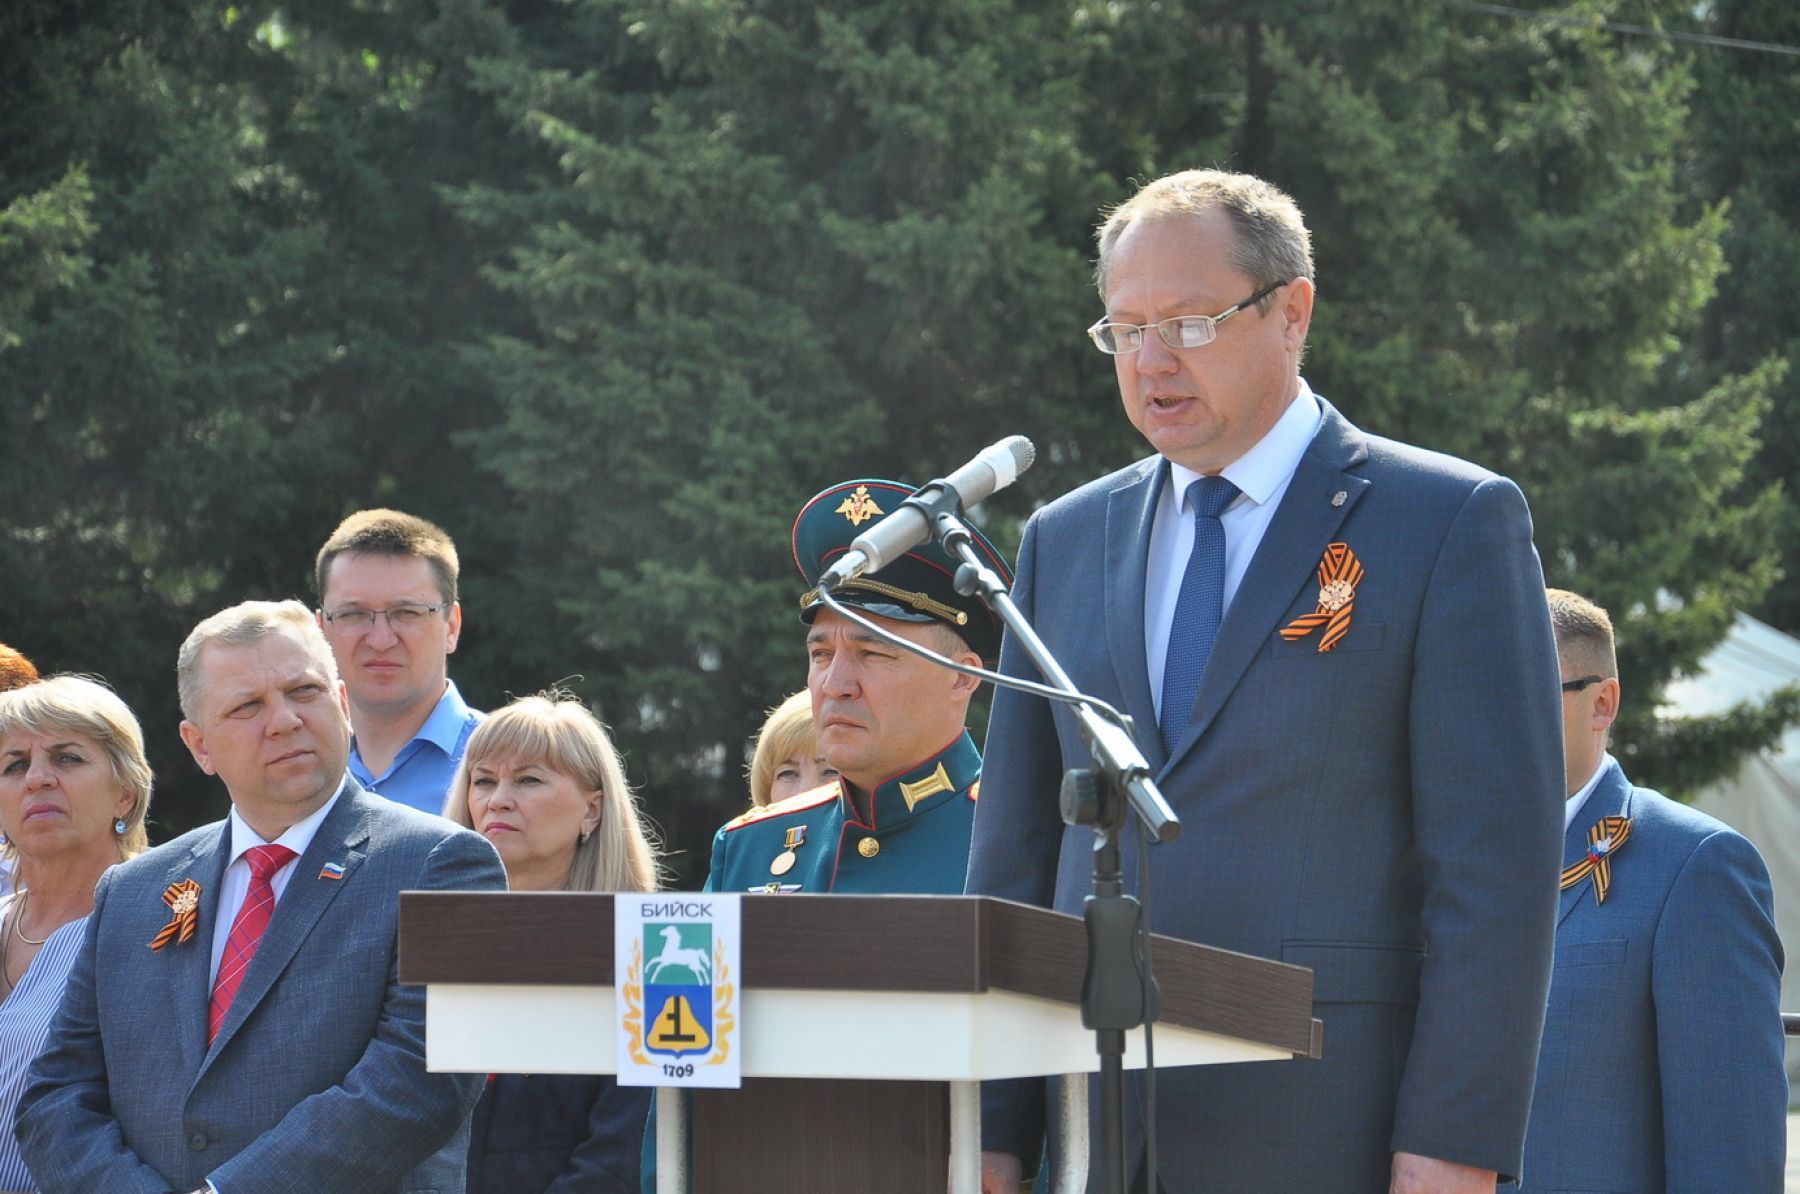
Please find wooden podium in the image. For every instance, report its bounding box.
[399,892,1319,1193]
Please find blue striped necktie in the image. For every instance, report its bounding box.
[1159,475,1239,755]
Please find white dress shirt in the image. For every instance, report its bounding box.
[1146,385,1324,719]
[207,781,345,985]
[1563,752,1613,831]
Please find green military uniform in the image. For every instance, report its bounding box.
[641,478,1011,1191]
[705,730,982,894]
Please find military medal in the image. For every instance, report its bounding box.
[769,825,806,876]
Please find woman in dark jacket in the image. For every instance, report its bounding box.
[446,692,664,1193]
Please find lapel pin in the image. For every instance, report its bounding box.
[1279,542,1362,652]
[318,861,346,881]
[1560,816,1632,904]
[149,879,202,950]
[1331,490,1346,507]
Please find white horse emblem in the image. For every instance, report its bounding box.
[645,924,713,983]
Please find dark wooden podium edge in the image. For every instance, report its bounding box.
[399,891,1318,1057]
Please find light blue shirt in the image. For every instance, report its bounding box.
[347,680,482,817]
[1146,384,1324,718]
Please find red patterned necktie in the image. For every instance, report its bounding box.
[209,844,297,1043]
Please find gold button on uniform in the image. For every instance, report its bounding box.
[857,838,880,858]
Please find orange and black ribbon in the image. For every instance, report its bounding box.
[149,878,201,951]
[1559,816,1632,905]
[1279,543,1361,652]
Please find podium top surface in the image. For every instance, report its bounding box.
[400,892,1317,1058]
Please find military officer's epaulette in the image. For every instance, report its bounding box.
[721,781,840,832]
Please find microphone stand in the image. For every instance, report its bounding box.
[925,501,1180,1194]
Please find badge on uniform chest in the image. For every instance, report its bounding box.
[769,825,807,876]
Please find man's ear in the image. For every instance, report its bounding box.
[445,601,463,654]
[179,720,217,776]
[1592,676,1621,734]
[949,652,985,695]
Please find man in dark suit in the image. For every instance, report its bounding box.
[966,169,1565,1193]
[1521,589,1786,1191]
[17,599,507,1193]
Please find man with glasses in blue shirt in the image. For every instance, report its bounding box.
[966,169,1565,1193]
[315,509,483,816]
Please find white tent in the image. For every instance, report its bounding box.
[1660,612,1800,1090]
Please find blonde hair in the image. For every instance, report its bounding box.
[446,693,662,893]
[0,675,154,861]
[747,690,818,808]
[176,600,338,721]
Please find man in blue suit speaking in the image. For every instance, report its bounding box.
[966,170,1566,1193]
[1521,589,1787,1191]
[17,599,507,1193]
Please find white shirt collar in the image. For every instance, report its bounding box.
[1166,382,1322,509]
[1563,752,1614,831]
[226,777,347,865]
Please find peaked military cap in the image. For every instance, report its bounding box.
[792,478,1013,660]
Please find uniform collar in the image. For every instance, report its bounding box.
[850,731,980,830]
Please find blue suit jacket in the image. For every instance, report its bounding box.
[16,780,508,1194]
[1520,761,1787,1192]
[966,399,1565,1190]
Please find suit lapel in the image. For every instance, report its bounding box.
[1104,458,1167,766]
[1558,762,1632,926]
[1166,401,1371,767]
[201,788,373,1069]
[171,828,232,1078]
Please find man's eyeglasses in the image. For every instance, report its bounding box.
[1087,279,1289,355]
[321,603,449,632]
[1560,675,1606,693]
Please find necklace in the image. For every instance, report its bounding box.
[12,889,50,946]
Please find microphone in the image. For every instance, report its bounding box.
[820,436,1035,590]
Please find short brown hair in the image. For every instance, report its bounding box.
[1095,169,1314,299]
[0,644,38,692]
[1545,589,1617,679]
[316,509,460,605]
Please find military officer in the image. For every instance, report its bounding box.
[707,478,1011,895]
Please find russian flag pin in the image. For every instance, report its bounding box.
[319,861,346,881]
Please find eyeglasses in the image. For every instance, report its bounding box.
[1560,675,1606,693]
[321,603,449,633]
[1087,279,1290,355]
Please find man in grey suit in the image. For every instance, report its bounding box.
[1521,590,1786,1191]
[17,599,507,1193]
[967,170,1565,1192]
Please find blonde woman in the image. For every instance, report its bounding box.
[746,690,838,808]
[446,692,661,1192]
[0,677,153,1193]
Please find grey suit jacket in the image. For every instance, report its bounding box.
[1520,761,1787,1192]
[16,780,507,1194]
[967,399,1565,1190]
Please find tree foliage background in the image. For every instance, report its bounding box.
[3,0,1795,884]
